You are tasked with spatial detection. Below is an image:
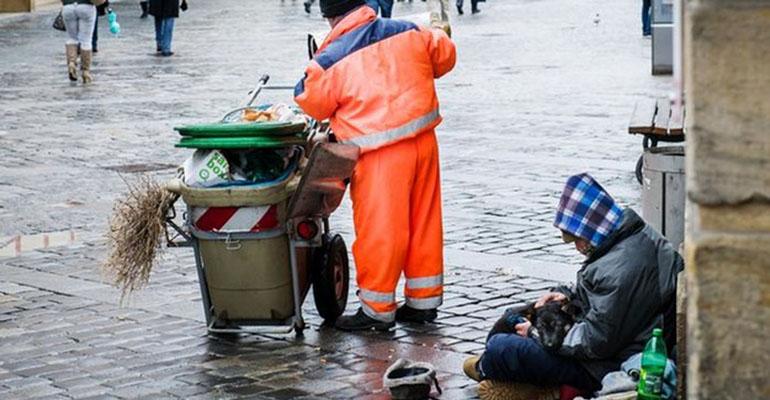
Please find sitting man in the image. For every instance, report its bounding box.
[463,173,684,400]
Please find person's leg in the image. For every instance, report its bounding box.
[140,1,149,18]
[62,4,80,47]
[479,334,599,391]
[380,0,394,17]
[161,17,175,55]
[62,5,80,81]
[403,131,443,316]
[349,139,417,323]
[154,15,163,52]
[456,0,464,14]
[471,0,479,13]
[76,4,96,83]
[76,4,96,51]
[642,0,652,35]
[92,16,98,53]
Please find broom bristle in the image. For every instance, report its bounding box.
[103,175,176,300]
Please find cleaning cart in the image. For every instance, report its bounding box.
[164,75,359,335]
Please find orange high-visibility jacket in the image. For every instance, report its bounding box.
[294,6,456,152]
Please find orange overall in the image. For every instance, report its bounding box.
[295,6,456,322]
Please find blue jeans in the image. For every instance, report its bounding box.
[366,0,394,18]
[154,16,175,53]
[642,0,651,35]
[479,334,600,391]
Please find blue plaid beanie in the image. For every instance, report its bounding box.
[554,173,623,248]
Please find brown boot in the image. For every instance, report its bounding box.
[477,380,560,400]
[80,49,93,84]
[65,44,78,81]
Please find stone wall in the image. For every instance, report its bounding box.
[684,0,770,399]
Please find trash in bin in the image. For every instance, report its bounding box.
[182,148,300,188]
[182,149,231,188]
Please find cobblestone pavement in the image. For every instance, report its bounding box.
[0,0,671,398]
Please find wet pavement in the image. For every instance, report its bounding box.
[0,0,671,398]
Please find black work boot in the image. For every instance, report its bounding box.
[335,308,395,332]
[395,305,438,324]
[140,1,149,18]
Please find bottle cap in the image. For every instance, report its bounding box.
[653,328,662,336]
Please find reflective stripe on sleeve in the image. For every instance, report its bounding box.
[405,295,442,310]
[342,109,440,149]
[405,275,443,290]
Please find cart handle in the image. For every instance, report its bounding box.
[245,74,271,107]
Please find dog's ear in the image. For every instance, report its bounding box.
[561,302,581,317]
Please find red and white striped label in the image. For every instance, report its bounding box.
[191,205,279,233]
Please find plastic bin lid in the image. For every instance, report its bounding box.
[174,121,306,137]
[175,135,307,149]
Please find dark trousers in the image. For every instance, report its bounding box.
[457,0,479,12]
[366,0,394,18]
[479,334,600,391]
[92,16,98,51]
[642,0,651,35]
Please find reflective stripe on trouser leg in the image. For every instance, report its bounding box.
[404,130,444,310]
[351,137,419,323]
[359,288,397,321]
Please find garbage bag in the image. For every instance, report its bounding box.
[183,149,231,188]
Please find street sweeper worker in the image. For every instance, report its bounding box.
[294,0,456,331]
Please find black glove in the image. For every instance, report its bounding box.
[180,0,188,11]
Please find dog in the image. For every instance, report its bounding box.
[486,298,583,352]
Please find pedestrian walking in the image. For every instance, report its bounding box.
[149,0,186,56]
[295,0,456,331]
[140,1,149,18]
[303,0,315,13]
[61,0,98,83]
[642,0,651,36]
[91,1,109,53]
[456,0,480,15]
[366,0,394,18]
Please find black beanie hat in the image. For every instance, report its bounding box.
[320,0,366,18]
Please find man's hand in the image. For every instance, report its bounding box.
[535,292,567,308]
[515,321,531,337]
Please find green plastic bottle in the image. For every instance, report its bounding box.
[637,328,668,399]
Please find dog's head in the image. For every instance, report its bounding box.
[534,302,575,352]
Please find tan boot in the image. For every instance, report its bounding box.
[65,44,78,81]
[463,356,482,382]
[80,49,93,84]
[477,380,560,400]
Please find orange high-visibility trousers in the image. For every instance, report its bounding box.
[350,130,444,322]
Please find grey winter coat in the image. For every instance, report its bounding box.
[556,208,683,382]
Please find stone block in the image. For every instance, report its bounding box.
[696,203,770,232]
[684,0,770,205]
[684,233,770,399]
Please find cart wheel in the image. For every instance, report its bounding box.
[635,154,644,185]
[312,234,349,322]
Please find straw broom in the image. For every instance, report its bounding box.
[103,175,176,300]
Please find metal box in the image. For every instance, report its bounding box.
[642,146,685,250]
